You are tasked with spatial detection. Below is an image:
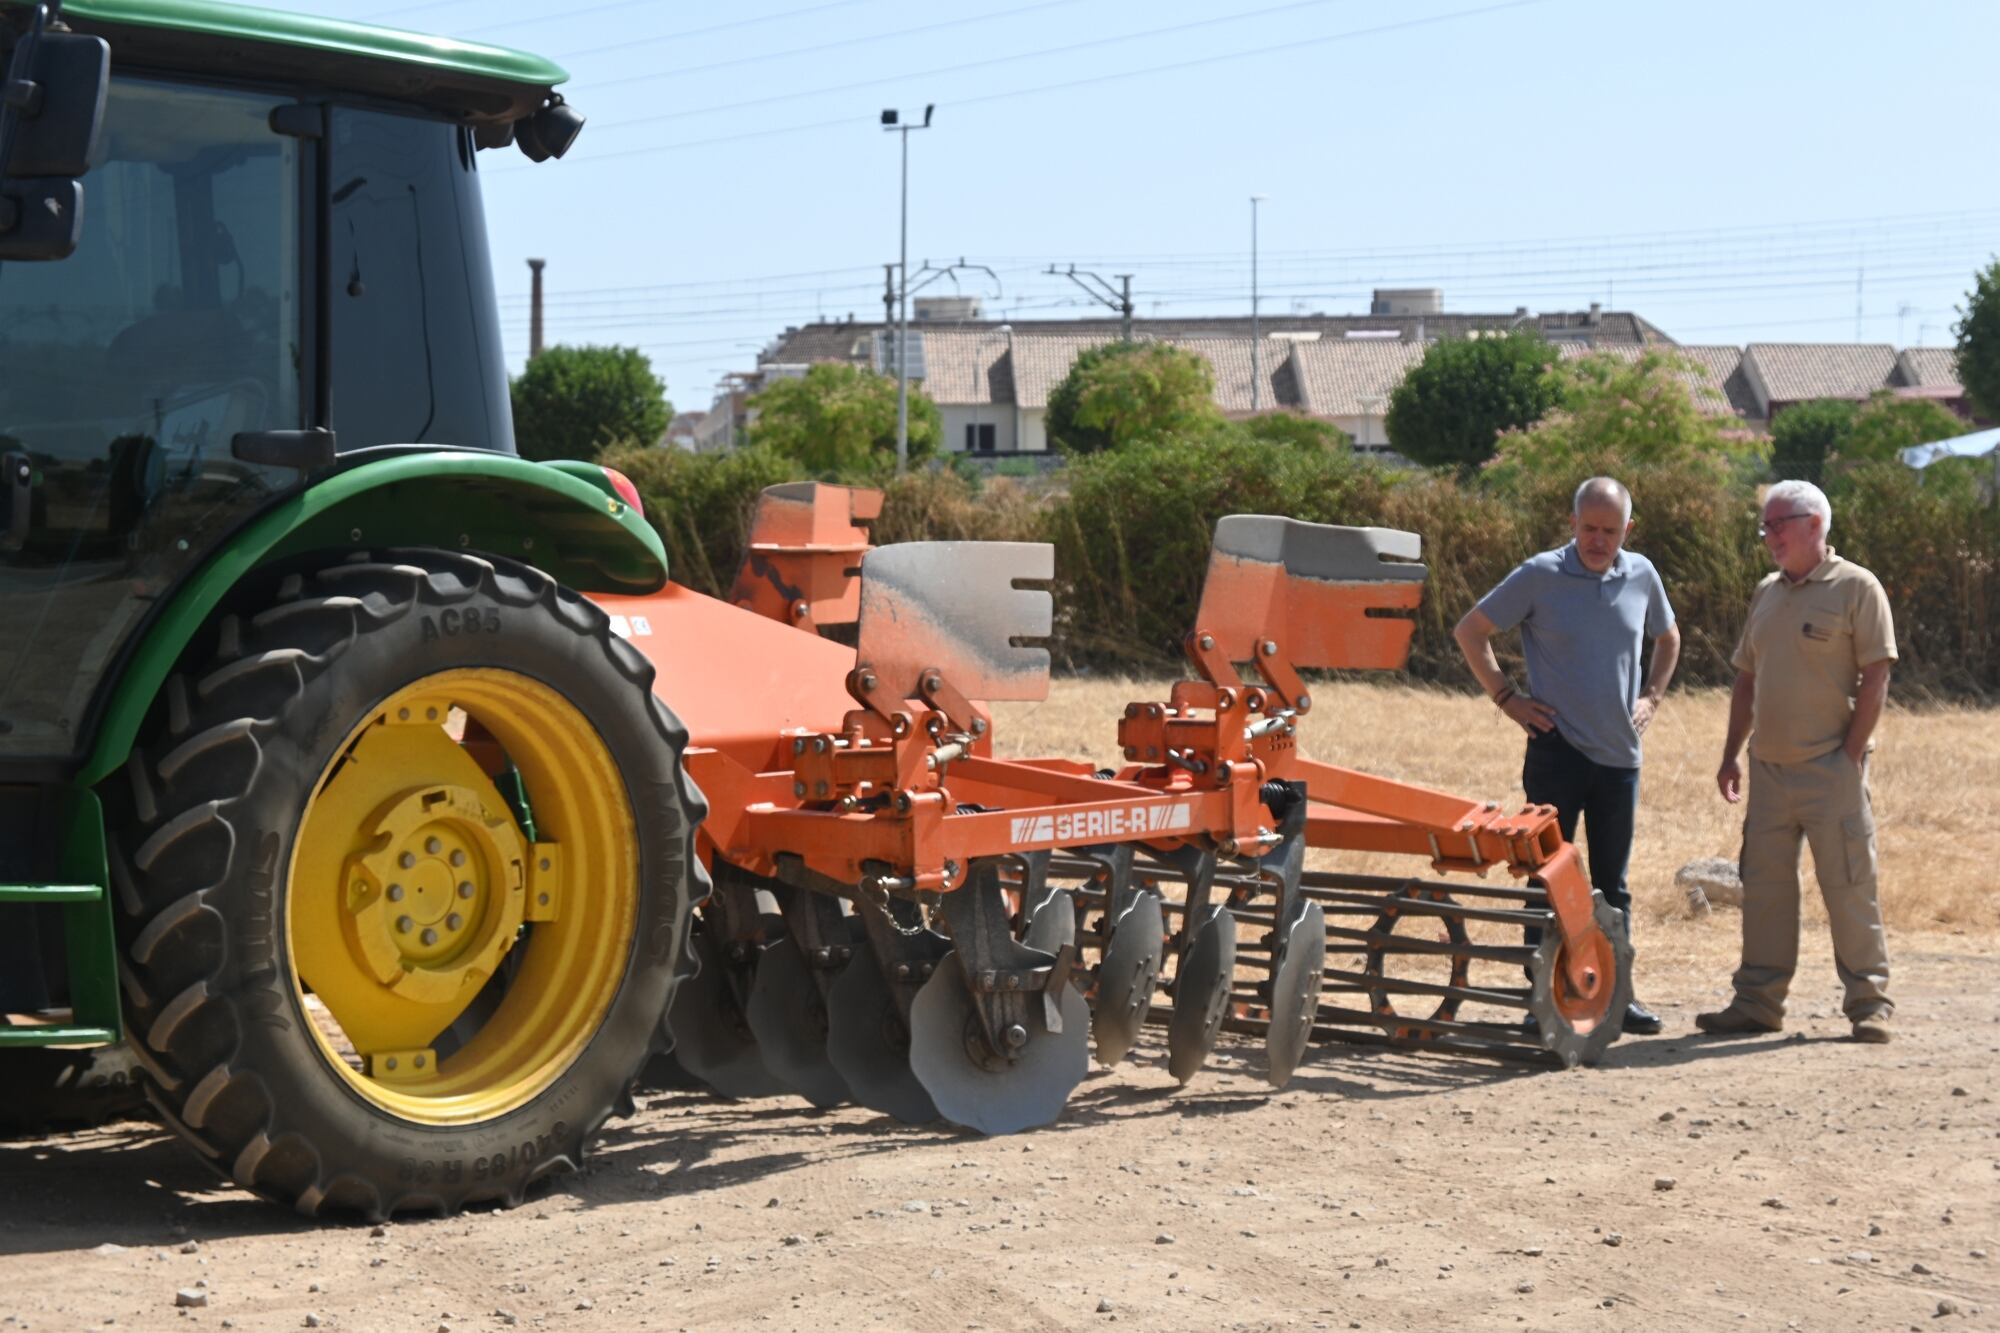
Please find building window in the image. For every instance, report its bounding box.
[965,422,997,453]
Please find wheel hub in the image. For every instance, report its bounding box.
[341,780,524,1004]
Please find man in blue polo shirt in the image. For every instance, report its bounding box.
[1452,477,1682,1035]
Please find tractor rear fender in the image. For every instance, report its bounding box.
[76,451,666,787]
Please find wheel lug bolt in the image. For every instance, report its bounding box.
[396,915,413,934]
[1004,1023,1028,1049]
[447,913,463,931]
[450,850,466,868]
[457,881,475,899]
[387,884,404,902]
[426,837,442,854]
[421,928,438,946]
[399,852,416,869]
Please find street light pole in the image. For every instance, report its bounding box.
[1250,195,1267,412]
[883,104,934,473]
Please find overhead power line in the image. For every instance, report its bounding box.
[485,0,1546,169]
[591,0,1081,90]
[590,0,1385,131]
[548,0,879,63]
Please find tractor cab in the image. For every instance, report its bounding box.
[0,0,575,767]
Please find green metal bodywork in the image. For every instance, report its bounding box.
[43,0,568,87]
[0,790,120,1045]
[76,453,667,788]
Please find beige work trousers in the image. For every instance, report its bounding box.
[1730,748,1891,1025]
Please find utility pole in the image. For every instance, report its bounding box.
[1250,195,1267,411]
[882,105,935,473]
[527,257,546,359]
[1046,265,1135,341]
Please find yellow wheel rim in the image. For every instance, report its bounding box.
[288,668,638,1124]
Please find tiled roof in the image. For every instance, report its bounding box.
[1166,337,1295,413]
[1743,343,1898,403]
[914,330,1015,407]
[1895,346,1963,391]
[1007,334,1118,409]
[759,308,1662,369]
[1290,340,1427,417]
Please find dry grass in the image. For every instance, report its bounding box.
[990,677,2000,944]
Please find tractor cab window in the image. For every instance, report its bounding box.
[0,78,301,760]
[327,107,513,453]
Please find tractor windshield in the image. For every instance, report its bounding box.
[0,76,301,761]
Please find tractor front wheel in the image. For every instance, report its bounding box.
[108,549,704,1218]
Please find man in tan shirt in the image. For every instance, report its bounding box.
[1700,480,1896,1043]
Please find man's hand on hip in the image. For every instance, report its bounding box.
[1501,695,1557,735]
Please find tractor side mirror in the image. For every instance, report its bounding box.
[0,27,110,261]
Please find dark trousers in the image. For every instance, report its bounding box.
[1522,729,1640,953]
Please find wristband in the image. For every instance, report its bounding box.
[1492,685,1516,707]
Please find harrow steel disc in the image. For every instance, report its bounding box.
[1167,906,1237,1084]
[1527,892,1633,1069]
[825,937,939,1124]
[668,922,789,1100]
[909,953,1090,1135]
[1023,889,1076,955]
[1264,900,1326,1087]
[1092,890,1165,1067]
[745,936,852,1109]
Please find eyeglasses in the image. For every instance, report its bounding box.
[1757,512,1814,538]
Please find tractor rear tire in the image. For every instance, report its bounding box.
[106,549,705,1219]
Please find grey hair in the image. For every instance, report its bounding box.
[1765,479,1833,537]
[1573,476,1632,522]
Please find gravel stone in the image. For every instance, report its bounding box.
[174,1290,207,1309]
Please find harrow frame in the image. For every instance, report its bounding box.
[604,484,1629,1126]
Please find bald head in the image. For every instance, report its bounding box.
[1574,476,1632,523]
[1570,476,1634,574]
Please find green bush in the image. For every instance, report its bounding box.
[1239,411,1353,451]
[1770,398,1856,482]
[511,345,672,463]
[603,410,1997,699]
[1485,350,1767,493]
[1047,433,1393,663]
[598,443,802,596]
[1385,333,1562,470]
[1045,342,1221,454]
[1827,461,1998,695]
[744,362,941,474]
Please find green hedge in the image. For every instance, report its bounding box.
[604,443,1998,698]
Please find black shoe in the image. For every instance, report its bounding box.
[1623,1000,1662,1035]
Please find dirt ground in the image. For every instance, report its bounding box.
[1,925,1995,1332]
[2,683,1995,1331]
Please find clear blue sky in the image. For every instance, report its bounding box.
[261,0,1998,415]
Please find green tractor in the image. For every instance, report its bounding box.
[0,1,706,1217]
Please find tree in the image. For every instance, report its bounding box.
[1954,258,2000,420]
[743,361,939,474]
[1384,333,1562,470]
[1484,349,1767,491]
[1045,341,1220,453]
[1831,392,1969,467]
[1770,398,1857,482]
[510,344,671,463]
